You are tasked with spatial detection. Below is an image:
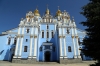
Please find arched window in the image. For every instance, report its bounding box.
[24,46,27,52]
[14,38,17,44]
[26,39,28,42]
[47,24,49,29]
[67,29,70,34]
[51,31,54,38]
[47,31,49,38]
[42,31,44,38]
[8,38,11,45]
[68,46,72,52]
[27,29,29,33]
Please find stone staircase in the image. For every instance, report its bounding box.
[0,61,11,64]
[0,61,59,64]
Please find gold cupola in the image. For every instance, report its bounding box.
[45,8,50,15]
[34,8,40,16]
[56,6,62,16]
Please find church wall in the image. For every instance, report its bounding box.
[21,35,30,58]
[66,35,74,58]
[38,24,58,61]
[0,34,16,61]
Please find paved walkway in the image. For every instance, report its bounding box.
[0,61,97,66]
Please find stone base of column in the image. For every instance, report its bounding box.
[28,56,32,59]
[74,55,77,58]
[78,55,81,58]
[33,56,36,58]
[12,58,38,63]
[13,56,17,58]
[64,56,67,59]
[17,56,21,58]
[59,58,82,64]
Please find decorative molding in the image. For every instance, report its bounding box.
[62,36,65,38]
[21,35,24,38]
[34,35,37,38]
[17,35,20,38]
[72,36,74,38]
[30,35,33,38]
[17,34,24,38]
[59,36,62,38]
[59,36,65,38]
[75,36,78,38]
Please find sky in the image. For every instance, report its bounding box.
[0,0,89,34]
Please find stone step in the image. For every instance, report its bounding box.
[0,61,59,64]
[37,62,59,64]
[0,61,11,63]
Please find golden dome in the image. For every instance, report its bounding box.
[34,8,40,16]
[56,9,62,16]
[45,8,50,15]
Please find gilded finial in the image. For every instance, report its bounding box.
[58,6,60,10]
[45,4,50,15]
[21,18,23,21]
[56,6,62,16]
[47,4,48,9]
[72,16,75,22]
[36,5,38,10]
[64,10,66,12]
[34,6,40,16]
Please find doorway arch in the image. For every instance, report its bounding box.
[45,51,51,62]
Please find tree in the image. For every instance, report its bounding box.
[80,0,100,63]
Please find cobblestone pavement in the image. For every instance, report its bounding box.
[0,61,97,66]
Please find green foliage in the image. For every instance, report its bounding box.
[80,0,100,61]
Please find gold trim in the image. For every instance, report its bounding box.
[30,35,33,38]
[21,35,24,38]
[26,16,29,18]
[72,36,74,38]
[62,36,65,38]
[34,35,37,38]
[75,36,78,38]
[59,36,62,38]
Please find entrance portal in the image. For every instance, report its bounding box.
[45,51,51,62]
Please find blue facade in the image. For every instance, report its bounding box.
[0,8,92,62]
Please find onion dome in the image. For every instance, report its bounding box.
[56,9,62,16]
[34,8,40,16]
[45,8,50,15]
[56,6,62,16]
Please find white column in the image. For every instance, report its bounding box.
[59,28,63,58]
[28,27,33,58]
[33,27,38,58]
[18,27,24,58]
[63,28,67,58]
[64,38,67,58]
[14,27,21,58]
[75,28,81,58]
[72,28,77,58]
[34,38,37,56]
[59,38,63,58]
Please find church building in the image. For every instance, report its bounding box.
[0,7,91,63]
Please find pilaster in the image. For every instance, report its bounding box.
[71,28,77,58]
[33,27,38,58]
[14,27,21,58]
[28,27,33,59]
[75,28,81,58]
[18,27,24,58]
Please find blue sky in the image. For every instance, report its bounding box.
[0,0,89,33]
